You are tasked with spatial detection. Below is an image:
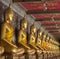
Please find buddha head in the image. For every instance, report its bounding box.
[42,32,46,40]
[20,16,27,30]
[37,29,42,37]
[46,35,49,42]
[30,23,36,34]
[4,2,14,23]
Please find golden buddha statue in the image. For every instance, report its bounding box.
[45,35,50,50]
[18,16,30,50]
[41,32,47,50]
[36,29,44,50]
[0,2,24,54]
[18,16,35,54]
[29,23,39,50]
[49,38,54,51]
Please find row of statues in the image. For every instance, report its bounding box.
[0,1,59,57]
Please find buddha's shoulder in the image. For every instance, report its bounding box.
[1,22,7,27]
[18,30,23,33]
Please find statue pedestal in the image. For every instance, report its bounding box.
[37,53,43,59]
[43,52,48,59]
[47,53,51,59]
[57,53,60,59]
[0,56,5,59]
[0,54,5,59]
[57,56,60,59]
[37,51,43,59]
[18,54,25,59]
[5,53,25,59]
[5,54,18,59]
[27,54,36,59]
[26,53,36,59]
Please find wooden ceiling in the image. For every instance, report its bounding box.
[13,0,60,41]
[13,0,41,2]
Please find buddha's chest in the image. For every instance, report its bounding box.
[20,31,27,44]
[42,41,47,47]
[30,35,36,43]
[5,24,13,35]
[21,31,26,39]
[37,38,41,44]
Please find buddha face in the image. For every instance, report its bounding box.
[24,22,27,29]
[47,36,49,40]
[38,30,42,36]
[9,13,13,21]
[21,21,27,30]
[30,24,36,34]
[43,34,46,39]
[46,36,49,42]
[33,27,36,33]
[31,27,36,34]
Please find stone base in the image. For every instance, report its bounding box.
[26,54,36,59]
[37,52,43,59]
[5,53,25,59]
[0,56,5,59]
[19,54,25,59]
[57,57,60,59]
[37,54,43,59]
[5,55,18,59]
[47,53,51,59]
[43,53,48,59]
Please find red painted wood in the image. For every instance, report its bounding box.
[45,26,60,29]
[20,1,60,11]
[48,30,59,33]
[32,13,60,19]
[40,21,60,25]
[20,2,43,10]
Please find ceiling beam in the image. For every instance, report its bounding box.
[35,18,60,21]
[48,30,59,33]
[32,13,60,20]
[13,0,41,2]
[26,10,60,14]
[51,33,60,34]
[13,0,21,2]
[45,26,60,29]
[20,1,60,14]
[44,0,60,1]
[46,28,60,30]
[39,21,60,25]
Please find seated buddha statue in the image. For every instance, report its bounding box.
[0,2,24,54]
[36,29,44,51]
[49,38,54,51]
[41,32,47,51]
[29,23,39,50]
[18,16,30,49]
[45,35,50,50]
[18,16,35,54]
